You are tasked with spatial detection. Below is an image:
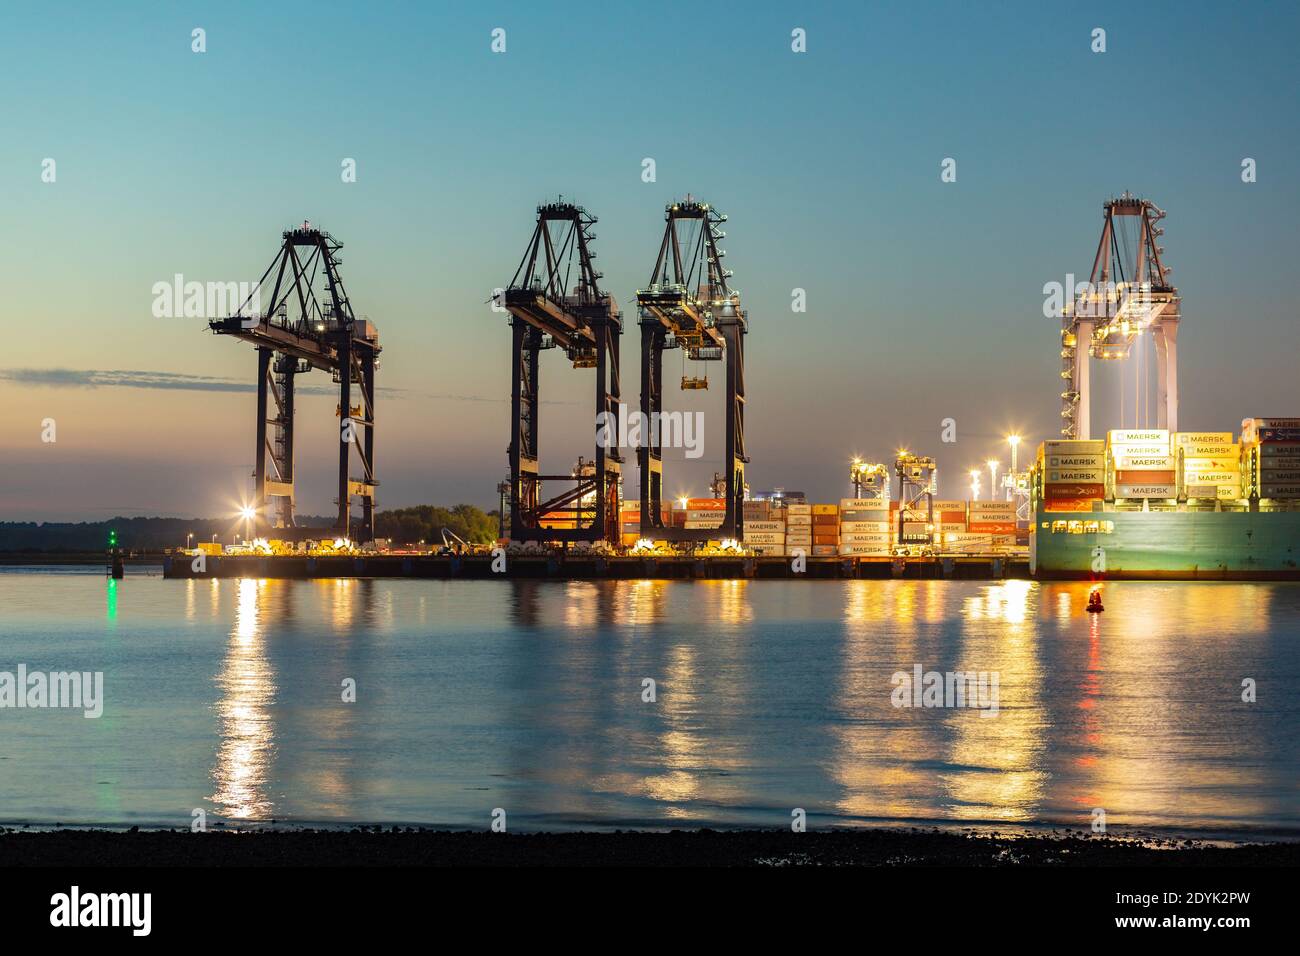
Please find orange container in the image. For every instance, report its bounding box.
[1115,470,1175,485]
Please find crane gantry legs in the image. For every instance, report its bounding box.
[501,202,622,545]
[635,198,748,542]
[211,223,380,542]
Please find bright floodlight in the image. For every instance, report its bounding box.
[239,506,255,520]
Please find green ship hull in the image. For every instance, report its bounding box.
[1031,508,1300,579]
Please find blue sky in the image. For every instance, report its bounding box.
[1,1,1297,519]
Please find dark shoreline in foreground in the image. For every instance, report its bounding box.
[2,827,1295,866]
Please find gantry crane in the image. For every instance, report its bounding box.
[636,198,748,541]
[849,459,890,501]
[499,201,621,544]
[209,223,380,541]
[1060,194,1180,439]
[894,453,935,551]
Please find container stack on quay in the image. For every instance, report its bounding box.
[741,499,785,555]
[619,501,641,548]
[966,499,1019,551]
[680,497,726,531]
[1176,431,1242,504]
[837,499,892,556]
[811,504,839,556]
[1107,429,1177,502]
[1242,417,1300,505]
[784,502,813,555]
[1038,439,1106,513]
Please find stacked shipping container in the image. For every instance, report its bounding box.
[1040,439,1106,512]
[1242,418,1300,500]
[742,499,785,555]
[838,499,892,555]
[1175,432,1241,500]
[811,504,839,555]
[1107,429,1176,500]
[785,503,812,554]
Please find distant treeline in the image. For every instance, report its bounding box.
[374,505,499,546]
[0,505,498,551]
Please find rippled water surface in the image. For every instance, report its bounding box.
[1,570,1296,837]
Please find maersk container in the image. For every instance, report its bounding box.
[1115,483,1177,498]
[1108,429,1170,446]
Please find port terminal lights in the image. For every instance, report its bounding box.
[894,451,936,551]
[1002,434,1031,521]
[849,458,890,502]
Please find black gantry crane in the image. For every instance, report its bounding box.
[209,223,380,541]
[500,202,622,544]
[636,198,748,541]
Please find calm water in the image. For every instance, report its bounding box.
[0,569,1296,838]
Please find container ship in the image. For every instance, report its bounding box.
[1030,419,1300,579]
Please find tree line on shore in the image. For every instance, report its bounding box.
[0,504,499,551]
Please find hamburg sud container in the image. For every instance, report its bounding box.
[1107,430,1175,499]
[1242,417,1300,499]
[1174,431,1241,500]
[1039,439,1105,511]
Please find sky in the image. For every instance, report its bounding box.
[1,0,1297,521]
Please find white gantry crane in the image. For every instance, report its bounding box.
[1060,194,1180,439]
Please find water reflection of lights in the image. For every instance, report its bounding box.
[643,643,703,814]
[962,579,1032,624]
[945,581,1046,821]
[211,578,276,819]
[613,579,665,628]
[830,582,934,819]
[563,581,600,630]
[711,579,753,627]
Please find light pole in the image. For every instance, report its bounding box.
[969,468,981,502]
[987,459,1000,502]
[186,532,193,550]
[1006,434,1021,502]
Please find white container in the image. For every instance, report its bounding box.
[1115,455,1175,470]
[839,521,891,533]
[1114,483,1176,498]
[840,532,892,545]
[839,498,887,511]
[1175,432,1234,447]
[1108,429,1170,447]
